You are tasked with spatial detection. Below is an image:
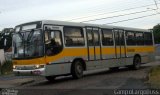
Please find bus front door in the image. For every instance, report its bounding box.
[114,29,126,63]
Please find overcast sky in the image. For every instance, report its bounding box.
[0,0,160,31]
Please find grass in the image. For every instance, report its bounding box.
[0,61,13,75]
[148,66,160,88]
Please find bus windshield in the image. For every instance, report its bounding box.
[13,29,44,59]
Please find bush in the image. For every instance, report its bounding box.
[1,61,13,75]
[153,24,160,44]
[148,66,160,88]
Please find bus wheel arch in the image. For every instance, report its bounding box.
[71,58,86,79]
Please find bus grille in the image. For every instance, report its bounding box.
[16,66,35,70]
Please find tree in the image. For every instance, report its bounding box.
[0,28,14,50]
[153,24,160,44]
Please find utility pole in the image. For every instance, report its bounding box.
[153,0,158,9]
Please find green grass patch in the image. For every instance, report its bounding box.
[148,66,160,88]
[0,61,13,75]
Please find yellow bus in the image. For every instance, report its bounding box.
[12,20,155,81]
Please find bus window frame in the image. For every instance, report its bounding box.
[63,26,85,47]
[144,32,153,45]
[135,31,144,46]
[125,30,136,46]
[101,28,114,46]
[44,29,63,56]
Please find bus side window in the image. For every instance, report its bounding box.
[45,30,62,56]
[135,32,144,45]
[87,30,94,46]
[93,30,100,46]
[64,27,85,47]
[102,29,113,46]
[144,32,153,45]
[126,31,136,45]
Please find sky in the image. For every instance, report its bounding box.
[0,0,160,31]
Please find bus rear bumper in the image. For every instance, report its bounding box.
[13,68,45,76]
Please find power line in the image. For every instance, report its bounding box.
[105,13,160,24]
[68,3,159,21]
[74,0,144,15]
[153,0,159,9]
[81,9,156,23]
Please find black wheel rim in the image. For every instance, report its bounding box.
[76,62,83,76]
[135,57,140,68]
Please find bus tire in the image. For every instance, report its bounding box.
[45,76,56,82]
[133,56,141,70]
[71,60,83,79]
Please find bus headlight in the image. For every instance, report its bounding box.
[35,65,40,69]
[13,65,16,69]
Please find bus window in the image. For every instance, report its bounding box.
[45,30,62,56]
[135,32,144,45]
[114,31,120,45]
[126,31,136,45]
[114,30,125,46]
[64,27,85,47]
[102,29,113,46]
[120,31,125,45]
[87,30,94,46]
[93,30,100,46]
[144,32,153,45]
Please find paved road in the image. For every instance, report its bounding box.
[0,60,160,95]
[16,61,160,95]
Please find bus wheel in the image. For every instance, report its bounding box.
[133,56,141,70]
[45,76,56,82]
[71,60,83,79]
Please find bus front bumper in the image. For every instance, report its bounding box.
[13,68,45,76]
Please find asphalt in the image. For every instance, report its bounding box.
[0,56,159,95]
[13,61,160,95]
[0,58,159,89]
[0,75,35,88]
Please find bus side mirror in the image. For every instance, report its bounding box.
[44,26,52,31]
[44,26,48,31]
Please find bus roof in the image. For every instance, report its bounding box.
[16,20,150,32]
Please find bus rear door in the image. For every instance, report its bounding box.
[114,29,126,64]
[86,27,101,61]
